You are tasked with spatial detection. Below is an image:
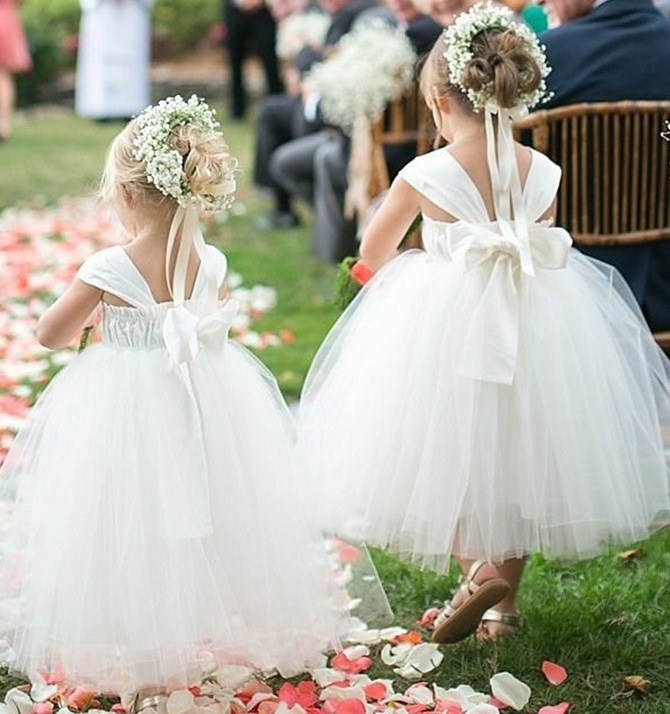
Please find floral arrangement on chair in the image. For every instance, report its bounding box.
[305,20,416,132]
[307,22,417,225]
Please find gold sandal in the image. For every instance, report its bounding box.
[432,560,510,644]
[129,690,168,714]
[479,607,522,640]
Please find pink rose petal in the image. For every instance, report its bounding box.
[363,683,388,701]
[541,661,568,686]
[538,704,571,714]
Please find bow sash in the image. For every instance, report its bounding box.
[446,220,572,384]
[163,299,239,366]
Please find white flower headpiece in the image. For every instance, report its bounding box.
[133,94,236,212]
[443,2,552,112]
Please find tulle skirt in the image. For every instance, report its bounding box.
[0,341,347,693]
[297,249,670,573]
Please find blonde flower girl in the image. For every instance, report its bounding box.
[0,96,347,704]
[298,5,670,645]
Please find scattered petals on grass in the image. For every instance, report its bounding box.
[541,661,568,686]
[489,673,531,711]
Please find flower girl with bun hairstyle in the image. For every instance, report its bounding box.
[298,4,670,644]
[0,96,348,703]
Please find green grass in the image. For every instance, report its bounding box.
[2,109,669,712]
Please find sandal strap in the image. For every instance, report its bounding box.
[481,608,522,628]
[434,602,457,627]
[458,560,489,596]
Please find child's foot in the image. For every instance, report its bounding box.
[130,689,168,714]
[432,560,510,644]
[477,607,522,640]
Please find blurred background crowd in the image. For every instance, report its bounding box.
[1,0,670,332]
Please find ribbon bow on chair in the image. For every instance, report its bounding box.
[446,221,572,385]
[163,299,240,366]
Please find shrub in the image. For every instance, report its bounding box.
[15,17,66,107]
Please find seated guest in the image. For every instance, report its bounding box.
[253,0,377,229]
[271,0,443,260]
[414,0,476,25]
[541,0,670,331]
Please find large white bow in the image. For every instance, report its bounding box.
[447,220,572,384]
[163,299,239,366]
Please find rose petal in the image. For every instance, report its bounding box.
[403,644,443,675]
[468,706,500,714]
[381,643,413,667]
[364,683,389,702]
[167,690,196,714]
[489,673,531,711]
[6,689,37,714]
[331,700,365,714]
[538,704,571,714]
[541,661,568,686]
[404,686,434,705]
[311,670,349,689]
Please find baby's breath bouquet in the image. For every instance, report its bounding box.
[306,20,417,132]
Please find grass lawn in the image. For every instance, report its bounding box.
[1,109,669,712]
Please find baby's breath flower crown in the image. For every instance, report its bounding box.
[133,95,236,212]
[444,2,552,111]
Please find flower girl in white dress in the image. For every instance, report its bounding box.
[298,5,670,645]
[0,97,346,700]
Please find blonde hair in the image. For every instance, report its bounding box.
[99,119,237,214]
[419,28,542,137]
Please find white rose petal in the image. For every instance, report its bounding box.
[342,645,370,660]
[380,643,413,666]
[467,705,500,714]
[311,669,348,688]
[167,690,196,714]
[489,672,531,712]
[5,689,34,714]
[379,627,409,641]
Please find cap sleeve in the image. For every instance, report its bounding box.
[525,150,562,220]
[76,248,117,292]
[205,244,228,287]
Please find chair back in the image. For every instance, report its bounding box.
[513,101,670,246]
[369,86,434,197]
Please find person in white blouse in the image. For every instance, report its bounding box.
[75,0,154,121]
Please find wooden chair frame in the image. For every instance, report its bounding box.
[514,100,670,348]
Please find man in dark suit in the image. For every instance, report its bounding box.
[541,0,670,331]
[253,0,377,229]
[224,0,284,120]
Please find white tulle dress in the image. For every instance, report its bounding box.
[298,145,670,574]
[0,243,347,693]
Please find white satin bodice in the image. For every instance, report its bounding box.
[77,244,230,354]
[398,147,572,385]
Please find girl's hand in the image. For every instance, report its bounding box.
[36,280,103,350]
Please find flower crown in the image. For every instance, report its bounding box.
[443,2,552,112]
[133,95,236,212]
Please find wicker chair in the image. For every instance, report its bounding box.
[514,100,670,349]
[368,86,434,196]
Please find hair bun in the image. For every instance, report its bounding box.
[461,30,542,109]
[171,124,237,206]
